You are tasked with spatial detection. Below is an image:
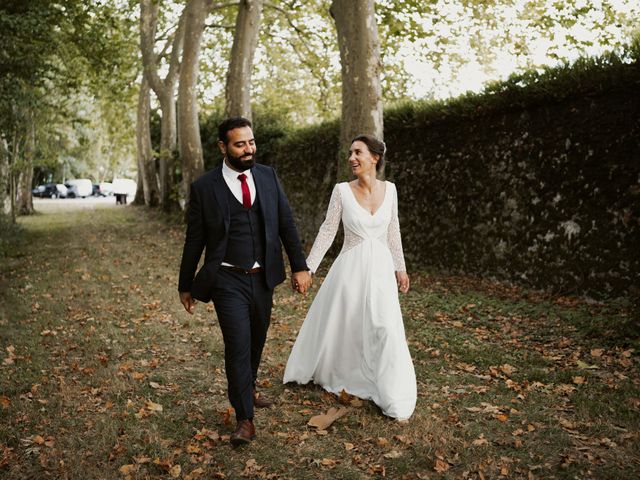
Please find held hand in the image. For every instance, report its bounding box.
[179,291,197,314]
[292,271,312,294]
[396,271,410,294]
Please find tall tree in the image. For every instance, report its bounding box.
[136,76,158,206]
[177,0,214,209]
[330,0,384,180]
[140,0,186,211]
[225,0,263,120]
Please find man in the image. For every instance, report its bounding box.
[178,117,312,447]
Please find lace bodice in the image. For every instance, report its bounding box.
[306,182,407,274]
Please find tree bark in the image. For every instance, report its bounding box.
[178,0,213,210]
[330,0,384,181]
[140,0,185,211]
[0,137,10,215]
[16,113,34,215]
[225,0,263,121]
[136,76,159,206]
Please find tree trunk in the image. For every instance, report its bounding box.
[140,0,185,211]
[330,0,384,181]
[178,0,213,210]
[16,113,35,215]
[136,76,159,206]
[0,137,10,215]
[225,0,263,120]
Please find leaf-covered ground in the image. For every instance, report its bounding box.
[1,201,638,479]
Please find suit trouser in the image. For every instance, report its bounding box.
[211,268,273,421]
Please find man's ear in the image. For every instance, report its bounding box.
[217,140,226,155]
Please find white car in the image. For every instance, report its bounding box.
[112,178,137,197]
[65,179,93,198]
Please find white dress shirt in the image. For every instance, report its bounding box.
[222,160,256,206]
[221,160,260,268]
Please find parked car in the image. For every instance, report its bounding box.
[112,178,137,204]
[92,182,113,196]
[65,178,93,198]
[32,183,68,198]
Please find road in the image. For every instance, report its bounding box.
[33,195,125,213]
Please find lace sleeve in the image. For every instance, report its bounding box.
[387,183,407,272]
[306,184,342,274]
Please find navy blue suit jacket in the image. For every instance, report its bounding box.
[178,163,308,302]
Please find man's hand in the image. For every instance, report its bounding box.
[396,271,410,294]
[179,291,197,314]
[292,271,312,294]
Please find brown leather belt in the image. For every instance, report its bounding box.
[220,265,263,275]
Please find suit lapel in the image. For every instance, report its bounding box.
[211,166,230,231]
[252,166,274,221]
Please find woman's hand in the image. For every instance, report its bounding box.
[396,271,410,294]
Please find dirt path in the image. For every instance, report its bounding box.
[1,203,638,479]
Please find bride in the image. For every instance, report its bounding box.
[284,134,416,420]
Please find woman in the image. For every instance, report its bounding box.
[284,134,417,420]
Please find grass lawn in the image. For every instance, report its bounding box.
[1,202,638,479]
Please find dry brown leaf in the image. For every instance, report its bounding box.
[307,407,349,430]
[377,437,389,447]
[145,400,163,412]
[572,376,586,385]
[344,442,355,451]
[169,464,181,478]
[590,348,604,357]
[472,435,488,446]
[119,464,137,475]
[500,364,516,375]
[495,414,509,422]
[434,458,450,472]
[0,396,10,408]
[384,450,402,459]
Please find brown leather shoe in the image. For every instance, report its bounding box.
[253,390,274,408]
[230,419,255,447]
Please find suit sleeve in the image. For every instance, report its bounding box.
[273,170,309,273]
[178,183,206,291]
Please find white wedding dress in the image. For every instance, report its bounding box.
[283,181,417,419]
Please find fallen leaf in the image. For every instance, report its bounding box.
[576,360,598,370]
[572,376,586,385]
[376,437,389,447]
[0,396,10,408]
[384,450,402,459]
[500,364,516,375]
[344,442,355,451]
[145,400,163,412]
[307,407,348,430]
[590,348,604,357]
[321,458,336,467]
[434,458,450,472]
[472,435,488,446]
[169,464,181,478]
[119,464,137,475]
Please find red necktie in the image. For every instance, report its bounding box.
[238,173,251,208]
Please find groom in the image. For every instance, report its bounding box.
[178,116,312,446]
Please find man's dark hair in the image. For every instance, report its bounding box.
[351,134,386,172]
[218,117,253,144]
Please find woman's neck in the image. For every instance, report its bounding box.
[355,172,378,192]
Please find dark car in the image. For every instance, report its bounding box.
[32,183,67,198]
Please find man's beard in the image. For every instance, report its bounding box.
[226,152,255,171]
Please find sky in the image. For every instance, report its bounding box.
[396,0,640,100]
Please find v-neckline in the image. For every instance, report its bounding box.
[347,181,388,216]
